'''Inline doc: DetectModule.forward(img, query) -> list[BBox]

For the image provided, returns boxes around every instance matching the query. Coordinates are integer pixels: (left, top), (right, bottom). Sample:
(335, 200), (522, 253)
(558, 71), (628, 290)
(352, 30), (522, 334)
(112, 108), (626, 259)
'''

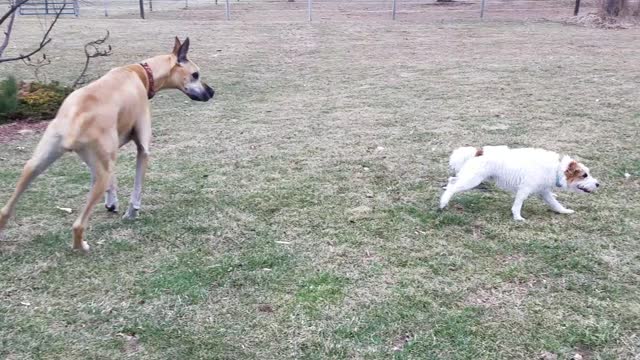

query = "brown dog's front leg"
(105, 173), (119, 213)
(123, 126), (151, 220)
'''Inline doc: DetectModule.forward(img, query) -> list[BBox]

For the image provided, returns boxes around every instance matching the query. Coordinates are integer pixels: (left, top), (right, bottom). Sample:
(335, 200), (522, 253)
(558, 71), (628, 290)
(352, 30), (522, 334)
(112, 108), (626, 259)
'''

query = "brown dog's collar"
(139, 62), (155, 99)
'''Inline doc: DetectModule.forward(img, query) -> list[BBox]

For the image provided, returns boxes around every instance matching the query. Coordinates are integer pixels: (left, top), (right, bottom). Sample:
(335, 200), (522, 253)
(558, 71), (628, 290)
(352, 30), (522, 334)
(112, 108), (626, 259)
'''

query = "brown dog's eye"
(582, 173), (588, 178)
(192, 72), (199, 80)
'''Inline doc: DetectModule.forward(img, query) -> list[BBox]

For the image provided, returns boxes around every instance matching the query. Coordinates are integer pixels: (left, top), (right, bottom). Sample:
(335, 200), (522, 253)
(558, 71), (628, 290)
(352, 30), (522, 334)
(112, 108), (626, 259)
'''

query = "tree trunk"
(602, 0), (626, 16)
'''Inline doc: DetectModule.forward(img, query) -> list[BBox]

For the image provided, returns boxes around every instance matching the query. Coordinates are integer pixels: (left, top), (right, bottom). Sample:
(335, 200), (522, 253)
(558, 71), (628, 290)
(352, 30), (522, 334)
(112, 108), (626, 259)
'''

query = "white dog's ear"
(564, 160), (581, 182)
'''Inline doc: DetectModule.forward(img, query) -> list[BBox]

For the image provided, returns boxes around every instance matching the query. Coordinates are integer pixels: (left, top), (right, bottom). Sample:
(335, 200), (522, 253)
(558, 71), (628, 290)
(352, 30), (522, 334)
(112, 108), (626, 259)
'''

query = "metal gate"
(18, 0), (79, 16)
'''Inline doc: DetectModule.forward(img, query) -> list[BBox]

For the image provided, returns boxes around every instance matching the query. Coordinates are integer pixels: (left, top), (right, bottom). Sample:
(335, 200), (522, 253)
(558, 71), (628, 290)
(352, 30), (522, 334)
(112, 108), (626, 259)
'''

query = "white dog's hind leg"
(439, 172), (485, 209)
(511, 189), (531, 221)
(541, 190), (574, 214)
(443, 176), (457, 190)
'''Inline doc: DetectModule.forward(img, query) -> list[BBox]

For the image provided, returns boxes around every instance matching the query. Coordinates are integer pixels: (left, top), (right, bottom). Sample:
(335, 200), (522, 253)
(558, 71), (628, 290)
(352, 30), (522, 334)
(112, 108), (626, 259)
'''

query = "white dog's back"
(456, 147), (561, 192)
(448, 145), (510, 175)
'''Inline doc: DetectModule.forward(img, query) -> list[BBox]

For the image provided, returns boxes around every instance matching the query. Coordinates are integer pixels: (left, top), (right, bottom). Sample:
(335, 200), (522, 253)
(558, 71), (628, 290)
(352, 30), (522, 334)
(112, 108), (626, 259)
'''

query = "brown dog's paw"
(72, 241), (91, 253)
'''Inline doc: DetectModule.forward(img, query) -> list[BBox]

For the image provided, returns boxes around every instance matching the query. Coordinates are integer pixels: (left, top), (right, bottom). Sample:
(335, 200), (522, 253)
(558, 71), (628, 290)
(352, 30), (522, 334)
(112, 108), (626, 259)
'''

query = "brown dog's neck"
(135, 55), (176, 94)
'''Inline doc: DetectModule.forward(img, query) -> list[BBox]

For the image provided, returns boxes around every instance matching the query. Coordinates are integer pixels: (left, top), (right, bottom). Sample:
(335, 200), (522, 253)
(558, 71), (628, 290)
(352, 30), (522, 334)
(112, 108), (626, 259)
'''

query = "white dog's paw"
(122, 206), (139, 220)
(558, 208), (575, 214)
(513, 215), (526, 221)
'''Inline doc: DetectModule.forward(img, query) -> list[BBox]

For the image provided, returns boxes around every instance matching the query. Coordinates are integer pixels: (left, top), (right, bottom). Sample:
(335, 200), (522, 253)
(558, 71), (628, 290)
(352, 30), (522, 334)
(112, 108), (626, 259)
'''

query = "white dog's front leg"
(541, 190), (574, 214)
(511, 190), (531, 221)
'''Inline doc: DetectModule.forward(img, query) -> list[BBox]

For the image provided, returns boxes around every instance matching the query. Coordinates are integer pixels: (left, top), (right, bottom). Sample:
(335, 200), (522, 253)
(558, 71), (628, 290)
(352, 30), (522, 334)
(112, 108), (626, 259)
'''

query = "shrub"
(0, 77), (19, 124)
(16, 81), (72, 120)
(0, 80), (72, 124)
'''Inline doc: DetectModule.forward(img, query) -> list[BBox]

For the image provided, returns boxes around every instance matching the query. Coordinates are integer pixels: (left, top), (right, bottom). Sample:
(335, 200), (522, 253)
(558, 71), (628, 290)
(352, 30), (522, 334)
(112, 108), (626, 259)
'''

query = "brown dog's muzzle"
(187, 84), (215, 102)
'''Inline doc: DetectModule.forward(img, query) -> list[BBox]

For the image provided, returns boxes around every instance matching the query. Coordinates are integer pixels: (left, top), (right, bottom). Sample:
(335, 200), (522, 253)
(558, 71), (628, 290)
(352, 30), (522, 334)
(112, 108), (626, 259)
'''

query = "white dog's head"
(561, 156), (600, 194)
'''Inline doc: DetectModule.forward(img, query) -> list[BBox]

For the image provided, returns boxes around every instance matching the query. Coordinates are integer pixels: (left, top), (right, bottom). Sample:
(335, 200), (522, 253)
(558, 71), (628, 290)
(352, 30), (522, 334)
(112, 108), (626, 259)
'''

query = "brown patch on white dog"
(564, 160), (584, 184)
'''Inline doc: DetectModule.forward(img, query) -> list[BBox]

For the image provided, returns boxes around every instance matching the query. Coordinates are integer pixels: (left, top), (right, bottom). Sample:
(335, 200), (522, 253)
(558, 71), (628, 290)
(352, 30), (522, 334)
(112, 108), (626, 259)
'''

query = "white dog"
(440, 147), (600, 221)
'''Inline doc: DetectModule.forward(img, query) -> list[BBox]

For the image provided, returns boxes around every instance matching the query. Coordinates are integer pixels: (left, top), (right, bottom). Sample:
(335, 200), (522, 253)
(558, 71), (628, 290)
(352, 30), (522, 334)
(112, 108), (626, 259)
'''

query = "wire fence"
(8, 0), (639, 22)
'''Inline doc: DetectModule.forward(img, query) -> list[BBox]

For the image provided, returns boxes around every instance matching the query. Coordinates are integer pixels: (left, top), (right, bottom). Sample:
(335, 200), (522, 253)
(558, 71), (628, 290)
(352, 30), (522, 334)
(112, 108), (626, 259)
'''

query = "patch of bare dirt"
(0, 120), (48, 144)
(118, 332), (143, 355)
(465, 280), (538, 308)
(391, 333), (413, 352)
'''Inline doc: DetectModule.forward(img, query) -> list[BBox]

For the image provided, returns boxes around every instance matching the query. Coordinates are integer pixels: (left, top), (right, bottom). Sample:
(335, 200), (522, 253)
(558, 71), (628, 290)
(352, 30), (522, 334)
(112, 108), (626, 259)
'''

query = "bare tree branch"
(0, 9), (16, 57)
(72, 30), (112, 88)
(0, 2), (65, 64)
(0, 0), (30, 26)
(22, 53), (51, 83)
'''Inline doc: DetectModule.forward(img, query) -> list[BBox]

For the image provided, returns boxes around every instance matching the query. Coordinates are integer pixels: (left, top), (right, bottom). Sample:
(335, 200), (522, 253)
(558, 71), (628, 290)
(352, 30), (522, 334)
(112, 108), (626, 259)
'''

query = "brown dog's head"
(168, 37), (214, 102)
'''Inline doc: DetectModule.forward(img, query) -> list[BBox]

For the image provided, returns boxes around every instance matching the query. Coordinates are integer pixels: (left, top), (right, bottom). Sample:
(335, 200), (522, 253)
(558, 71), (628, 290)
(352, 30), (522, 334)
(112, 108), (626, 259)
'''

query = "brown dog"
(0, 37), (214, 252)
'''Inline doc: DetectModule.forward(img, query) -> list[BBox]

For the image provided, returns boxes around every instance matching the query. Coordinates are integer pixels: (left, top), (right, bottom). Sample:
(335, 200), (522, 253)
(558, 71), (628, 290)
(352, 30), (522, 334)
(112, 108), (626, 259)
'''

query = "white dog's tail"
(448, 146), (480, 175)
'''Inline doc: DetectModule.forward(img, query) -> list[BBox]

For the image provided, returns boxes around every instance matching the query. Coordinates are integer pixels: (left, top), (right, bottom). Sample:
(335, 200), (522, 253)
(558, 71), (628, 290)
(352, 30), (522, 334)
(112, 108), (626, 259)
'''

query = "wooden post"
(139, 0), (145, 18)
(103, 0), (109, 16)
(149, 0), (153, 12)
(307, 0), (312, 21)
(225, 0), (230, 19)
(573, 0), (581, 15)
(480, 0), (486, 18)
(392, 0), (396, 19)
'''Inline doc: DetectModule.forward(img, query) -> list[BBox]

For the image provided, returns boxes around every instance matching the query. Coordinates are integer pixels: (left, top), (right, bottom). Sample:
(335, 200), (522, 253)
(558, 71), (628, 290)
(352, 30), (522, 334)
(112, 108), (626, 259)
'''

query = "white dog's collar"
(555, 174), (563, 188)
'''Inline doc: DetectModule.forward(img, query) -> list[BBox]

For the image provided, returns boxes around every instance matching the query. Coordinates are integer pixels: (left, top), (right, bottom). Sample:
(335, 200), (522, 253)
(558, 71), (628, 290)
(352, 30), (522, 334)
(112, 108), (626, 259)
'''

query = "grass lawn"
(1, 11), (639, 359)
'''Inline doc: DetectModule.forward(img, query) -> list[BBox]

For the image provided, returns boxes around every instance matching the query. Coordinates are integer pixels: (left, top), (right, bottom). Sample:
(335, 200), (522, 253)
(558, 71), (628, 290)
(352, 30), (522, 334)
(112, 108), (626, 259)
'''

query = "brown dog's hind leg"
(73, 148), (115, 252)
(0, 133), (65, 231)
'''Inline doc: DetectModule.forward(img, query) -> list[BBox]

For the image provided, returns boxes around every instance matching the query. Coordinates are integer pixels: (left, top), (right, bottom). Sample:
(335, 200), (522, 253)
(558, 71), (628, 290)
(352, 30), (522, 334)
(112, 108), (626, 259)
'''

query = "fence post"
(392, 0), (396, 19)
(573, 0), (581, 15)
(480, 0), (486, 18)
(308, 0), (312, 21)
(149, 0), (152, 11)
(139, 0), (145, 18)
(103, 0), (109, 16)
(225, 0), (230, 19)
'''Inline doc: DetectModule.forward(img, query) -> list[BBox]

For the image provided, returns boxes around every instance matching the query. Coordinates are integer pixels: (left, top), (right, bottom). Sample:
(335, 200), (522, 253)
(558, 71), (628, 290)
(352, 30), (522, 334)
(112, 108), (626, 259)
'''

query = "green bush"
(0, 77), (19, 124)
(16, 81), (72, 120)
(0, 80), (71, 124)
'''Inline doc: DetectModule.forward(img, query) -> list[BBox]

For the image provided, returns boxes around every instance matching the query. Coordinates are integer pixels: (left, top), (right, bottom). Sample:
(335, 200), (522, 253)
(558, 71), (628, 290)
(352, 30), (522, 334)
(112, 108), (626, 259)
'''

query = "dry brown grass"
(1, 7), (639, 359)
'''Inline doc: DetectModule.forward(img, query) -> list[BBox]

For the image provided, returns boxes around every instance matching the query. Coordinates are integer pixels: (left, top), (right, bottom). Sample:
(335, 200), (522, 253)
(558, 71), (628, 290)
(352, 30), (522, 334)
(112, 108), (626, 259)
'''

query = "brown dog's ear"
(567, 161), (578, 172)
(172, 37), (182, 56)
(176, 37), (190, 63)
